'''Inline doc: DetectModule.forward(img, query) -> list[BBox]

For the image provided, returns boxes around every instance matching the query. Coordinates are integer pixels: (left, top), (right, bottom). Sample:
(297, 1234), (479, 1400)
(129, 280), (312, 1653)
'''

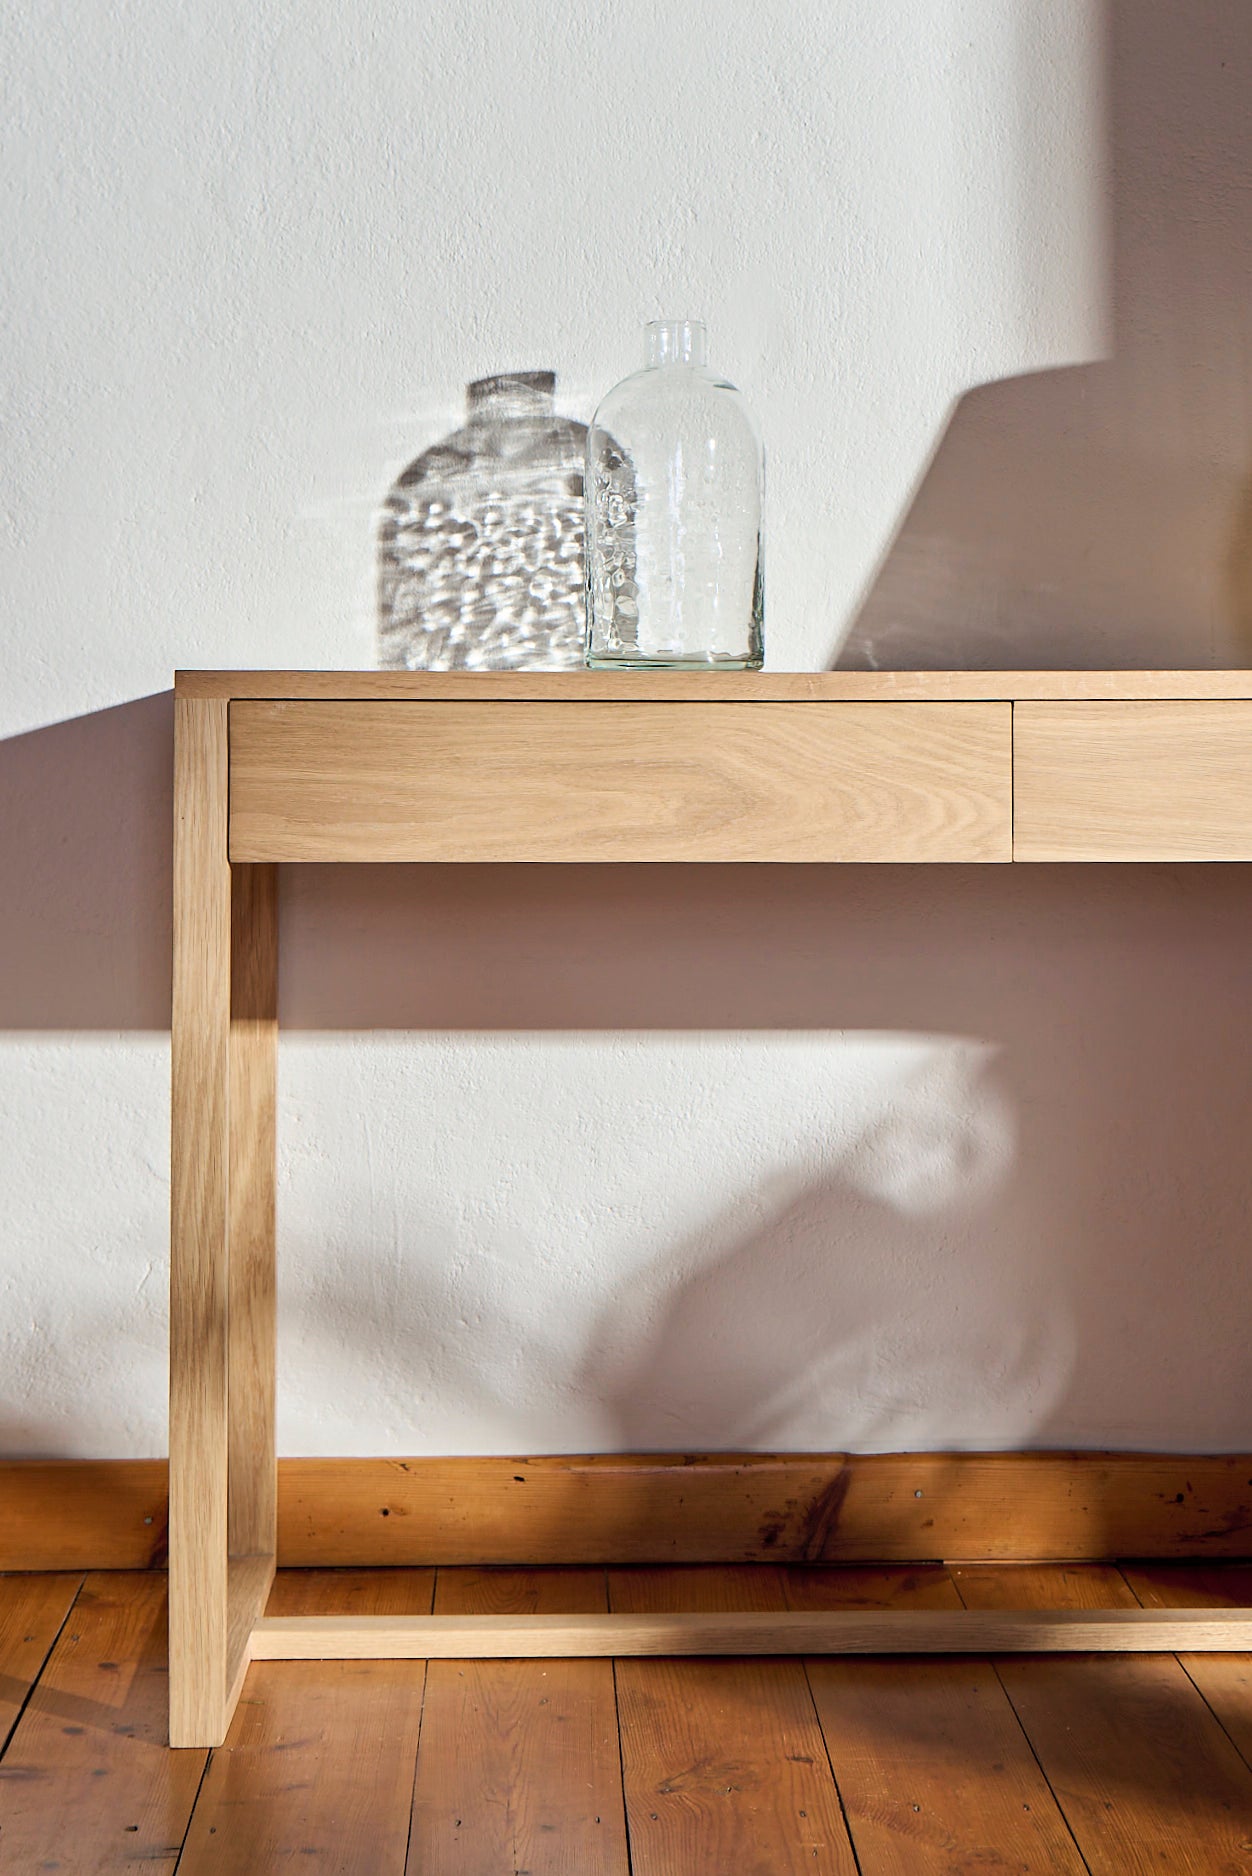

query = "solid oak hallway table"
(170, 668), (1252, 1745)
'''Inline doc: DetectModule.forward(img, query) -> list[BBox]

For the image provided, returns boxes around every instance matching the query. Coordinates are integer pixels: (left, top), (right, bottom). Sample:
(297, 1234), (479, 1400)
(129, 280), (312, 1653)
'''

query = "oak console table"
(171, 669), (1252, 1746)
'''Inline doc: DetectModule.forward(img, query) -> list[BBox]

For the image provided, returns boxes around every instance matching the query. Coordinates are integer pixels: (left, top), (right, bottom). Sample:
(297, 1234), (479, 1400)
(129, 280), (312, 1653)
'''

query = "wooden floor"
(2, 1564), (1251, 1873)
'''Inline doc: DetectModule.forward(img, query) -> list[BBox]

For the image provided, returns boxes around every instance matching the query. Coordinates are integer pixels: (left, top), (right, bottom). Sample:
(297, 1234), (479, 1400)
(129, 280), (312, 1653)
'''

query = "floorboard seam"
(984, 1655), (1096, 1876)
(778, 1566), (865, 1876)
(606, 1566), (635, 1876)
(1168, 1651), (1252, 1775)
(797, 1656), (865, 1876)
(400, 1567), (438, 1875)
(1118, 1562), (1252, 1779)
(948, 1569), (1095, 1876)
(171, 1735), (215, 1874)
(0, 1573), (86, 1762)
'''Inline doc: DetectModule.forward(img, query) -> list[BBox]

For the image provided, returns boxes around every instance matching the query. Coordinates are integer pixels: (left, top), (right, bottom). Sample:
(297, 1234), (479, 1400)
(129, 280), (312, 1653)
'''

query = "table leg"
(170, 703), (278, 1746)
(223, 860), (279, 1728)
(170, 696), (232, 1746)
(228, 862), (278, 1564)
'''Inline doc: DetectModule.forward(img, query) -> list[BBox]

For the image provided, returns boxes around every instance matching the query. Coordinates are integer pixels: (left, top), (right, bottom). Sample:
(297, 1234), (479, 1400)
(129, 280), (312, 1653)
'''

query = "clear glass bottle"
(378, 371), (587, 670)
(585, 320), (763, 669)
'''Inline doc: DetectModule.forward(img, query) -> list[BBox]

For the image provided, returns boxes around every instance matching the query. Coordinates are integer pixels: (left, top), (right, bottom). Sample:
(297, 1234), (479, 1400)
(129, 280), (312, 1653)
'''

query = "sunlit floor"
(2, 1561), (1250, 1872)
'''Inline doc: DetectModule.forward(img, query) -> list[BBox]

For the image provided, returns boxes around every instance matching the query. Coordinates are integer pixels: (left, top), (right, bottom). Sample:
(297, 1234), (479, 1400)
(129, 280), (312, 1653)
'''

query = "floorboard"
(785, 1565), (1088, 1874)
(953, 1563), (1252, 1874)
(175, 1568), (433, 1876)
(7, 1562), (1252, 1872)
(0, 1571), (206, 1874)
(407, 1566), (629, 1876)
(610, 1564), (860, 1876)
(1122, 1561), (1252, 1773)
(0, 1571), (81, 1752)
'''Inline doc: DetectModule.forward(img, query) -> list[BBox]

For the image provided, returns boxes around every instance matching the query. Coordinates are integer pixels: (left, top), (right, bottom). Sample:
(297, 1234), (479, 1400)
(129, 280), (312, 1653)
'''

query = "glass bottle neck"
(646, 320), (708, 368)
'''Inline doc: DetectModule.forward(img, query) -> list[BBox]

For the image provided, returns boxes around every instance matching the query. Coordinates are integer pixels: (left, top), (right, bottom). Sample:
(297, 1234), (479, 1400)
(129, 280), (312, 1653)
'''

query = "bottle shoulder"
(590, 366), (761, 449)
(391, 414), (587, 494)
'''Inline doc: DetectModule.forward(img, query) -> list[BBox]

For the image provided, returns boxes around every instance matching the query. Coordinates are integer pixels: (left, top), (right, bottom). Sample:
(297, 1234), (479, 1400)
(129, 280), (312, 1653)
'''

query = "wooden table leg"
(170, 700), (277, 1747)
(228, 863), (278, 1559)
(170, 696), (232, 1746)
(225, 860), (278, 1724)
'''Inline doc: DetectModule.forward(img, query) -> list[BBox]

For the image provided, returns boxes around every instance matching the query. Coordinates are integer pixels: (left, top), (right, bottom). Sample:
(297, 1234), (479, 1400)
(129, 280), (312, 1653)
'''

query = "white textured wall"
(4, 0), (1251, 1458)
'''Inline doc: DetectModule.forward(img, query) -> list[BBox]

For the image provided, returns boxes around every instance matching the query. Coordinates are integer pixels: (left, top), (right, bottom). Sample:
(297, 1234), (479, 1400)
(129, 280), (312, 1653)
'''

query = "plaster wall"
(3, 0), (1250, 1457)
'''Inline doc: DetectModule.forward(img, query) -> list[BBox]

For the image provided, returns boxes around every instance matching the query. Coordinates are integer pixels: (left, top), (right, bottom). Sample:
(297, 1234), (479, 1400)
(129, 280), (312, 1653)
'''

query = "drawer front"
(1014, 702), (1252, 861)
(229, 700), (1012, 864)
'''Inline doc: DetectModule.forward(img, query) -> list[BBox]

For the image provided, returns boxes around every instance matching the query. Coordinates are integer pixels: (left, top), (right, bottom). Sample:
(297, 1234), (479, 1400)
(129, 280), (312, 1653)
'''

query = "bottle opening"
(645, 319), (708, 369)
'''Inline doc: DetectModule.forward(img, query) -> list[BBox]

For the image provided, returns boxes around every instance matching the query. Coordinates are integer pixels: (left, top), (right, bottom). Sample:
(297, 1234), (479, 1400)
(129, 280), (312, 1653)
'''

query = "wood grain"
(407, 1568), (629, 1876)
(227, 861), (278, 1563)
(170, 695), (232, 1747)
(11, 1566), (1252, 1872)
(175, 1569), (434, 1875)
(954, 1564), (1252, 1873)
(1123, 1561), (1252, 1771)
(611, 1564), (860, 1876)
(228, 700), (1012, 863)
(7, 1451), (1252, 1570)
(248, 1604), (1252, 1659)
(273, 1450), (1252, 1567)
(224, 1552), (276, 1728)
(0, 1573), (206, 1871)
(177, 668), (1252, 701)
(1015, 700), (1252, 859)
(0, 1572), (80, 1753)
(0, 1459), (169, 1570)
(785, 1566), (1087, 1874)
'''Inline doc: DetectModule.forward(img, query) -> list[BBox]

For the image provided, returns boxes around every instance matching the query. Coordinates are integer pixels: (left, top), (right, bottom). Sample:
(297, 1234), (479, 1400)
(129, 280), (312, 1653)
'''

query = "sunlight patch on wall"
(276, 1031), (1071, 1456)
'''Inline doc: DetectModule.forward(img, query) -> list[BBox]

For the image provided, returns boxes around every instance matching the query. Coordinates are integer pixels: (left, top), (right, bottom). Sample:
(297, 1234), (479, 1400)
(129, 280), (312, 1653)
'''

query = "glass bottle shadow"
(378, 370), (587, 672)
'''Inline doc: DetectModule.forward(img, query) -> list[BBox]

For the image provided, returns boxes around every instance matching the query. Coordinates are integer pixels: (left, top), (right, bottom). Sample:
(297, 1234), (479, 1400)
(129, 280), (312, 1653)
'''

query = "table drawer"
(228, 700), (1012, 863)
(1014, 702), (1252, 861)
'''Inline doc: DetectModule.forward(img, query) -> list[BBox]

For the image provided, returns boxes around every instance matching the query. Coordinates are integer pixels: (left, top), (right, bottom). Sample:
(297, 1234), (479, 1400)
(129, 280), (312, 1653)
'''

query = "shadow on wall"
(6, 0), (1252, 1470)
(0, 693), (172, 1031)
(839, 0), (1252, 671)
(276, 861), (1252, 1465)
(377, 371), (587, 674)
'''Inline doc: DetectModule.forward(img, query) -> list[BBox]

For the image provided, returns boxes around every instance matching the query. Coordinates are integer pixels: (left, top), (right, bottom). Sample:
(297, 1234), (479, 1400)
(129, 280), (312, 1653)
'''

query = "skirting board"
(3, 1452), (1251, 1573)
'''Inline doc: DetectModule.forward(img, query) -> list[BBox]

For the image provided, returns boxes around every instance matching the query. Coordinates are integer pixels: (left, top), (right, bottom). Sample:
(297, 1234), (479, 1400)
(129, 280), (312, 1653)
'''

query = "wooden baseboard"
(3, 1452), (1250, 1572)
